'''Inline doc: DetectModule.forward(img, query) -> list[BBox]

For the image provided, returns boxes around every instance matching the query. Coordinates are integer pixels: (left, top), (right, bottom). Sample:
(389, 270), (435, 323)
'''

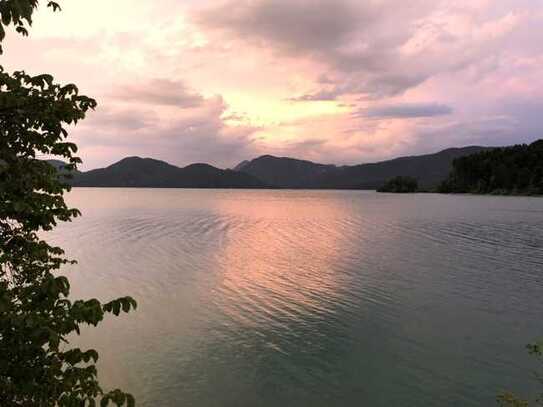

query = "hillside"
(308, 146), (490, 189)
(439, 140), (543, 194)
(71, 157), (266, 188)
(48, 145), (500, 190)
(236, 146), (490, 189)
(233, 155), (337, 188)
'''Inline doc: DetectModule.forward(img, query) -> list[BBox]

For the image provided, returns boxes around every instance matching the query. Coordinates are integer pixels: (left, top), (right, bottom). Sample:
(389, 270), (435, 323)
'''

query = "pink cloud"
(3, 0), (543, 169)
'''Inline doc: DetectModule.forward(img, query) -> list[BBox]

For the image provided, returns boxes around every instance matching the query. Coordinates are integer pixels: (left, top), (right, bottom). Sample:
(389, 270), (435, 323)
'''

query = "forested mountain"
(310, 146), (489, 189)
(233, 155), (337, 188)
(236, 146), (489, 189)
(67, 157), (267, 188)
(48, 145), (497, 189)
(439, 140), (543, 195)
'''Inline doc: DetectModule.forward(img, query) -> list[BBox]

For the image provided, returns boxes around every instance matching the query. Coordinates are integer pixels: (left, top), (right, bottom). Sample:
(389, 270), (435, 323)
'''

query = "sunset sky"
(3, 0), (543, 169)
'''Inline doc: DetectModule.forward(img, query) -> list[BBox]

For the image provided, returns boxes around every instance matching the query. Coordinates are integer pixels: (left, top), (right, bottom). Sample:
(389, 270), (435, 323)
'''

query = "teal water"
(51, 189), (543, 406)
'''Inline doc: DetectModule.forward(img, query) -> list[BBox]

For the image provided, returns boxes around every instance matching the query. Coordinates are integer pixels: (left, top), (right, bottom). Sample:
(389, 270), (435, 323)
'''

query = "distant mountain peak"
(70, 156), (266, 188)
(234, 154), (337, 188)
(233, 160), (250, 171)
(254, 154), (279, 160)
(251, 154), (329, 165)
(183, 163), (216, 170)
(117, 156), (144, 162)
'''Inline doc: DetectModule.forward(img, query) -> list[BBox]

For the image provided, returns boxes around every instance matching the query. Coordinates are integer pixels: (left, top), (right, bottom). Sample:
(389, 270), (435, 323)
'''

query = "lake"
(50, 188), (543, 406)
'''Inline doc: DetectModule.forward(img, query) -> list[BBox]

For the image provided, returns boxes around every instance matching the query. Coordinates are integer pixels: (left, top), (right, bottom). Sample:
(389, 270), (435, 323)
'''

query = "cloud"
(194, 0), (532, 100)
(287, 89), (342, 102)
(74, 92), (261, 169)
(290, 73), (429, 101)
(355, 103), (453, 119)
(194, 0), (363, 55)
(7, 0), (543, 169)
(111, 79), (205, 108)
(82, 107), (157, 131)
(194, 0), (431, 99)
(403, 116), (525, 157)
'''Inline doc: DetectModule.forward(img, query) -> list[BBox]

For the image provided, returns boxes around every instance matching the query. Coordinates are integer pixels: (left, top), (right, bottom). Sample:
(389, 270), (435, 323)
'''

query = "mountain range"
(235, 146), (489, 189)
(68, 157), (266, 188)
(52, 145), (491, 189)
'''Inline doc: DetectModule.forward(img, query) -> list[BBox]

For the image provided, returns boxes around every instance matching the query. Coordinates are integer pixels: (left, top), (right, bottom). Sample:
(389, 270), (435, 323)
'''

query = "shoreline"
(67, 186), (542, 196)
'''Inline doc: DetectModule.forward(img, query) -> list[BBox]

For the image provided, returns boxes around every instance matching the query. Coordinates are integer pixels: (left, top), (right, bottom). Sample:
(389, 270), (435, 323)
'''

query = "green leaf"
(0, 2), (136, 404)
(112, 300), (121, 316)
(48, 2), (62, 12)
(15, 26), (28, 36)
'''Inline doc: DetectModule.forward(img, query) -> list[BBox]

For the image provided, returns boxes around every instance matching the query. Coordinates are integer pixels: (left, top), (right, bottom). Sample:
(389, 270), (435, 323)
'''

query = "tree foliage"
(439, 140), (543, 195)
(0, 0), (60, 53)
(377, 176), (418, 193)
(0, 1), (137, 405)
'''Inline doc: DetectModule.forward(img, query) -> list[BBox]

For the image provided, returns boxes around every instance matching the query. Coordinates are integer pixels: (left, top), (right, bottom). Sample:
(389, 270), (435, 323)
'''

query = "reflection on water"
(214, 198), (352, 331)
(49, 189), (543, 406)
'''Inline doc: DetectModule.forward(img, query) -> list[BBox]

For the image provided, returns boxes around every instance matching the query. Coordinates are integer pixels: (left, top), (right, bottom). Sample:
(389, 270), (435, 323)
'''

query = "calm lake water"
(50, 189), (543, 406)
